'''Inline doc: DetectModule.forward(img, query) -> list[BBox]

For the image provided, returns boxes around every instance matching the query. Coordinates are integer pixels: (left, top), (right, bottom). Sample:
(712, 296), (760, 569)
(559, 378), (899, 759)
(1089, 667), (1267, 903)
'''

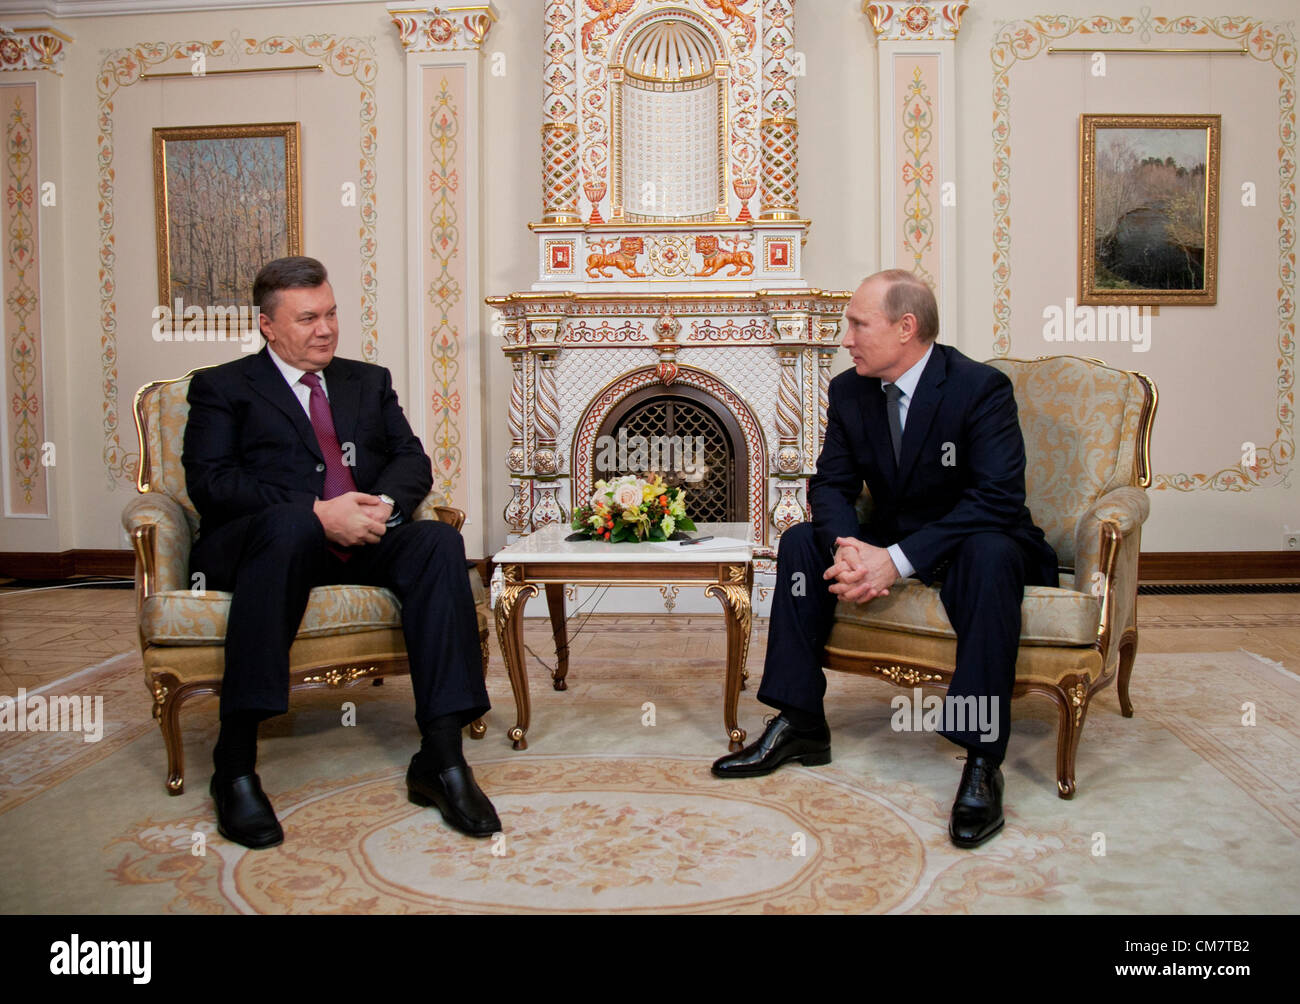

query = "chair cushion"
(833, 578), (1100, 647)
(825, 623), (1106, 685)
(142, 583), (488, 647)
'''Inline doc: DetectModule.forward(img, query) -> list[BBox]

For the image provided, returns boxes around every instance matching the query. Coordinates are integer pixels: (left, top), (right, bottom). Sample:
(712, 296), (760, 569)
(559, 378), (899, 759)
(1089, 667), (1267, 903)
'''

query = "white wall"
(0, 0), (1294, 558)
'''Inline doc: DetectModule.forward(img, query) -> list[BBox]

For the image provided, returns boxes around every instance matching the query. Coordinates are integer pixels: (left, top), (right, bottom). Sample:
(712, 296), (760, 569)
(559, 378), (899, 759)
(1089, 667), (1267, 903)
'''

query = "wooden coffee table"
(492, 523), (754, 752)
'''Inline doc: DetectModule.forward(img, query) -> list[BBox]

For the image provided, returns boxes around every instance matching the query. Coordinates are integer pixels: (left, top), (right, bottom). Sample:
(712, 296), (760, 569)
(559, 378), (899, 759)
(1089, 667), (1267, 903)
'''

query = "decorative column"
(389, 4), (498, 558)
(503, 352), (530, 534)
(522, 312), (568, 532)
(770, 309), (812, 534)
(542, 0), (581, 223)
(771, 345), (805, 532)
(865, 1), (967, 339)
(760, 0), (799, 220)
(0, 26), (69, 519)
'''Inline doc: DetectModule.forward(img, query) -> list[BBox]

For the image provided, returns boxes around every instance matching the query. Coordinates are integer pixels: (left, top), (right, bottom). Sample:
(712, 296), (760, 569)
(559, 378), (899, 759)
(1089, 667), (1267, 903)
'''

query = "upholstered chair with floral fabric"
(822, 356), (1157, 797)
(123, 369), (491, 794)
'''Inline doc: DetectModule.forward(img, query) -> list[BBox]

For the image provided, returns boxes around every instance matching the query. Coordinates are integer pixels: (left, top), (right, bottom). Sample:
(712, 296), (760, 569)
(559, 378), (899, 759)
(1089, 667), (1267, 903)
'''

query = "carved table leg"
(494, 566), (538, 751)
(545, 583), (570, 691)
(707, 572), (752, 753)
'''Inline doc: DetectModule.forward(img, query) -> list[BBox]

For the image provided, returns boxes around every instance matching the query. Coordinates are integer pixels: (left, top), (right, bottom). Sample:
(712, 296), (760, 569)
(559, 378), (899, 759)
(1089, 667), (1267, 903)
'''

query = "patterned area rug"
(2, 633), (1299, 913)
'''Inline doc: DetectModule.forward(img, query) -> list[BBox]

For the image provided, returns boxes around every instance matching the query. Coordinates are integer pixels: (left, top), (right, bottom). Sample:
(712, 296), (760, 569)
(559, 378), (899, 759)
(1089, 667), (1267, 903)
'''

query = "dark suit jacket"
(182, 348), (433, 538)
(810, 343), (1056, 586)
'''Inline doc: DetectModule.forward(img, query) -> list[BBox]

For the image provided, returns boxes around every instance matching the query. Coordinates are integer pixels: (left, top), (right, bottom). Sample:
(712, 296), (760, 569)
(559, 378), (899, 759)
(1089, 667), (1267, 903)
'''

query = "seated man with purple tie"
(183, 256), (498, 849)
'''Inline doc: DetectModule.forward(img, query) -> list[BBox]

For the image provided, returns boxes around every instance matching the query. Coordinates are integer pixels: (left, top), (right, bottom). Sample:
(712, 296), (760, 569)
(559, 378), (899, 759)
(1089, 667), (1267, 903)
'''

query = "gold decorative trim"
(865, 2), (968, 42)
(875, 664), (944, 686)
(0, 25), (72, 74)
(1048, 45), (1246, 55)
(1068, 680), (1088, 726)
(303, 666), (379, 687)
(388, 4), (499, 53)
(141, 64), (322, 79)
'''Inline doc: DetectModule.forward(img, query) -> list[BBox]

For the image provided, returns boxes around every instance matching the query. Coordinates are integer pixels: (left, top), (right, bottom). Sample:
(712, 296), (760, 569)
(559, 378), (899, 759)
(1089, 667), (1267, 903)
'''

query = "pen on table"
(680, 536), (714, 546)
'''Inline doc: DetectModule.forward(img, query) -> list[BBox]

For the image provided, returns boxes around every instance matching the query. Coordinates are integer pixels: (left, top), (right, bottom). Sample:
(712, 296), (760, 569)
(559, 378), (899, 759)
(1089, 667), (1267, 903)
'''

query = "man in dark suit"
(712, 270), (1057, 847)
(183, 256), (498, 849)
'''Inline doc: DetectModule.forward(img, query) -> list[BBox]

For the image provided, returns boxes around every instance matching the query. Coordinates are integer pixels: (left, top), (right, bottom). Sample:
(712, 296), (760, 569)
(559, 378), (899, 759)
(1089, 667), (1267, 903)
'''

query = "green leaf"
(678, 517), (697, 532)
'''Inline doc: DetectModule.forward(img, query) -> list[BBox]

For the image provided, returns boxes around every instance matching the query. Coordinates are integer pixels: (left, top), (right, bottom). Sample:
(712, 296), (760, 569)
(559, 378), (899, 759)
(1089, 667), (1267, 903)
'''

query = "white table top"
(493, 522), (754, 564)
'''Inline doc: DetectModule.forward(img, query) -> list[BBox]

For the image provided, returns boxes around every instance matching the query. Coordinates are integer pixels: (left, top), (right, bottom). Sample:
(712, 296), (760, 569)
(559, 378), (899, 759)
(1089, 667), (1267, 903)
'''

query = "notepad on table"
(650, 536), (752, 552)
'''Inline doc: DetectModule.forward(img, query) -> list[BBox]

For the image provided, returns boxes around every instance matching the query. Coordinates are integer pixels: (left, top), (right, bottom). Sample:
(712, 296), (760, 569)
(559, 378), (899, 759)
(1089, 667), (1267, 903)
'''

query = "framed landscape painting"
(1079, 114), (1220, 306)
(152, 122), (302, 310)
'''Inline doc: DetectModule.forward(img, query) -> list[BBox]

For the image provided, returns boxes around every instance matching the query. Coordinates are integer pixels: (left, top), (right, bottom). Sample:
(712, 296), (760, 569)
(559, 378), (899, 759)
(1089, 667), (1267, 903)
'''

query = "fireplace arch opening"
(592, 385), (748, 525)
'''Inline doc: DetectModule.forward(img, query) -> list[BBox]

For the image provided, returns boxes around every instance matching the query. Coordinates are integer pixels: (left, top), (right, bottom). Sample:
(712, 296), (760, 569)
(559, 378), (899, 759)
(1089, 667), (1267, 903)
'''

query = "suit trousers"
(190, 504), (490, 730)
(757, 521), (1053, 762)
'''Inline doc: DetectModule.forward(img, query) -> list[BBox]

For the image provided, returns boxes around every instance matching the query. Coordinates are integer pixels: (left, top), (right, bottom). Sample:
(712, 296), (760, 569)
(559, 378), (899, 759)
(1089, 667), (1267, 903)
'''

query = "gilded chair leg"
(158, 693), (186, 796)
(1117, 629), (1137, 718)
(1053, 678), (1090, 799)
(469, 629), (489, 740)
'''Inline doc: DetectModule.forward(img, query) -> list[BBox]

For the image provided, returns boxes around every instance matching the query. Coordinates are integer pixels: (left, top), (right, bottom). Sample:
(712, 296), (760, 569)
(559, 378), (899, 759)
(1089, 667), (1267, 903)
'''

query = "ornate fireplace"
(489, 0), (848, 610)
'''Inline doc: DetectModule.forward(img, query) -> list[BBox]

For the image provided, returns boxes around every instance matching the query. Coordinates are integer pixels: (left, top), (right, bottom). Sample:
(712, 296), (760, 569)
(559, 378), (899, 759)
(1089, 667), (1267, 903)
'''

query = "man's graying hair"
(873, 269), (939, 343)
(253, 256), (329, 319)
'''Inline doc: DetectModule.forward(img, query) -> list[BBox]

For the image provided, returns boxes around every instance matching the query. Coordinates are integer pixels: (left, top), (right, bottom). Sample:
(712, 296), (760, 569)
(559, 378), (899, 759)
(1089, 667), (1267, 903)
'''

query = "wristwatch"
(377, 493), (403, 527)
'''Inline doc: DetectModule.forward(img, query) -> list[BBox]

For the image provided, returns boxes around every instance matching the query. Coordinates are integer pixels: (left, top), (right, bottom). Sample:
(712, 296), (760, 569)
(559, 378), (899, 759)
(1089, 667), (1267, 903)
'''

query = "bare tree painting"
(153, 123), (302, 307)
(1080, 115), (1219, 306)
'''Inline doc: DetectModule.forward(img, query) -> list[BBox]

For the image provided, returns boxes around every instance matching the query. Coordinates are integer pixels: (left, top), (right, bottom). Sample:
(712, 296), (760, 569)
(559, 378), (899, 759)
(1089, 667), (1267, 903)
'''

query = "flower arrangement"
(571, 475), (696, 543)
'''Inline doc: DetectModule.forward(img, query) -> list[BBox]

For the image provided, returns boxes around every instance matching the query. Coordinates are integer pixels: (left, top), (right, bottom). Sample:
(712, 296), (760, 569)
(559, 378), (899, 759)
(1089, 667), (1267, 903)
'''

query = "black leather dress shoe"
(407, 757), (501, 837)
(711, 714), (831, 778)
(949, 755), (1005, 848)
(210, 773), (284, 850)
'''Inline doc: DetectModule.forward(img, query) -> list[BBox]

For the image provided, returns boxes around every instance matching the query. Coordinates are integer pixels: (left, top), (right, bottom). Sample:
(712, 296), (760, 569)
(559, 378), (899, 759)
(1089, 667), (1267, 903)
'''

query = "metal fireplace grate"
(611, 396), (737, 524)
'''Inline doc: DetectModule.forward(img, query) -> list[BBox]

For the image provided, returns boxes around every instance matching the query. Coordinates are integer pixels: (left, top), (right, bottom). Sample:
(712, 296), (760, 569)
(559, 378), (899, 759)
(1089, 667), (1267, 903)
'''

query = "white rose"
(613, 482), (642, 510)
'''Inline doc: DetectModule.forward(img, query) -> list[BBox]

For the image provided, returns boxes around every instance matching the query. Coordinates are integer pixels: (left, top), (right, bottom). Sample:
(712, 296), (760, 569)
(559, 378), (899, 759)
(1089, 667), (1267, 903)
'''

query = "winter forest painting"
(153, 123), (301, 308)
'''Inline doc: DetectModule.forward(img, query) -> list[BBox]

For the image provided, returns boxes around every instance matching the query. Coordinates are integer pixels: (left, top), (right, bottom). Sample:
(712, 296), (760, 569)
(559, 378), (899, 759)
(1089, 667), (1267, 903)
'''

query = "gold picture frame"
(153, 122), (302, 310)
(1079, 114), (1220, 306)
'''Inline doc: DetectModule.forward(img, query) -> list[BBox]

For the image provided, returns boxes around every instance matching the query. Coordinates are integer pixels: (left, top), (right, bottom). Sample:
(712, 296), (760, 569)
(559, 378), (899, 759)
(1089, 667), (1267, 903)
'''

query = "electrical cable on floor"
(0, 577), (134, 598)
(523, 583), (612, 676)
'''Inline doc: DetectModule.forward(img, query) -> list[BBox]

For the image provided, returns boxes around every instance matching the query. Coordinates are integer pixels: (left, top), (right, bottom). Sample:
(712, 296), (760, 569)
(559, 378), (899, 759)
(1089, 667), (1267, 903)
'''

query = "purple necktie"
(300, 372), (358, 560)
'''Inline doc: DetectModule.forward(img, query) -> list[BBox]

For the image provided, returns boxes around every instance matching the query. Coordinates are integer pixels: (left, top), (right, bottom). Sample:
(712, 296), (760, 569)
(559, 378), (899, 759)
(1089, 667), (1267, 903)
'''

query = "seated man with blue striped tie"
(182, 256), (498, 849)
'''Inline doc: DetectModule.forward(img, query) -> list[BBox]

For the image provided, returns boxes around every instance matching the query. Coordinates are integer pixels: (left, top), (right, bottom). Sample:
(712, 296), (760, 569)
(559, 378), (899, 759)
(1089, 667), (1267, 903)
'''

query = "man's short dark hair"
(253, 256), (329, 319)
(874, 268), (940, 343)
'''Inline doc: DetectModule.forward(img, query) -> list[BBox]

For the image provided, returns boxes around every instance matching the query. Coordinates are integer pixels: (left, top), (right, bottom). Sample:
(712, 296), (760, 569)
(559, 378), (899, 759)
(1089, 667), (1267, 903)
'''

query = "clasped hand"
(313, 492), (393, 548)
(824, 536), (899, 605)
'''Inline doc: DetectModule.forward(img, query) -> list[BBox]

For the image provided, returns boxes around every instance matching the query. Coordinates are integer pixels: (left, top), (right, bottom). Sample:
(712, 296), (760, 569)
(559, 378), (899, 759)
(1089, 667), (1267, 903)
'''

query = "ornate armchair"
(821, 356), (1157, 797)
(123, 369), (491, 795)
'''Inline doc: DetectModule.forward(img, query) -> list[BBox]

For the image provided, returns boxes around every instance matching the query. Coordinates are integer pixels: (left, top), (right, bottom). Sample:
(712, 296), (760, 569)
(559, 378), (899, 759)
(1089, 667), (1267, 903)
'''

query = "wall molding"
(990, 14), (1296, 493)
(95, 33), (381, 488)
(0, 1), (364, 16)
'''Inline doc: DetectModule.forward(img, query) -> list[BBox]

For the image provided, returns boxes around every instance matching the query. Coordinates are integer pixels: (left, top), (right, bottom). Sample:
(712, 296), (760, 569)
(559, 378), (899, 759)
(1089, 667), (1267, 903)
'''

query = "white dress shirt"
(266, 348), (327, 416)
(883, 344), (934, 580)
(266, 348), (402, 525)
